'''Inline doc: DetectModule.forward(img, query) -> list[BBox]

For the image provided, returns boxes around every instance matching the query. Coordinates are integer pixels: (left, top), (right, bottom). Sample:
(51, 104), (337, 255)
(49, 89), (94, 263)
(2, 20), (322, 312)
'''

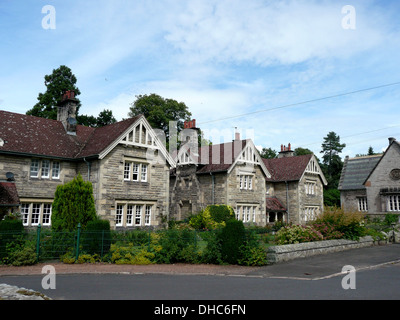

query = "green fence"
(0, 224), (213, 263)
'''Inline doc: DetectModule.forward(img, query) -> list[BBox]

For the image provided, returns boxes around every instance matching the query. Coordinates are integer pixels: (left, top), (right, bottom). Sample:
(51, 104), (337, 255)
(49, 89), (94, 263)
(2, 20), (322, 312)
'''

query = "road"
(1, 244), (400, 304)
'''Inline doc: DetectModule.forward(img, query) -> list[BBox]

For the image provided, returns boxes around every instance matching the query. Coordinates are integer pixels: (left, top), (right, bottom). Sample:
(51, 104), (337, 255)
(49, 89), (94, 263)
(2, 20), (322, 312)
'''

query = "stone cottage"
(262, 145), (327, 225)
(170, 120), (327, 226)
(339, 137), (400, 219)
(0, 91), (175, 229)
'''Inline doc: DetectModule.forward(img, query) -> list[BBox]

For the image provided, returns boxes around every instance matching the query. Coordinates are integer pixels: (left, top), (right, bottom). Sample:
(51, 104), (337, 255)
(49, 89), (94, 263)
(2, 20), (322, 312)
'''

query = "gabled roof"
(182, 139), (271, 178)
(266, 196), (286, 212)
(0, 182), (20, 206)
(0, 110), (171, 163)
(361, 138), (400, 186)
(263, 154), (309, 182)
(338, 154), (382, 191)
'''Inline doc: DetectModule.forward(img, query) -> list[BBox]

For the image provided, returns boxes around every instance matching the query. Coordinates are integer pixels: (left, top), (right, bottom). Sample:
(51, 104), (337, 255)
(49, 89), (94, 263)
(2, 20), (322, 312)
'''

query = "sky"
(1, 0), (400, 158)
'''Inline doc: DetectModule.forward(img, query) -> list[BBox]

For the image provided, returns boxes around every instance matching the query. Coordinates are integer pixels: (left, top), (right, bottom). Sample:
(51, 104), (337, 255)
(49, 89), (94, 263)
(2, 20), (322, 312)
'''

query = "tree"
(294, 147), (313, 156)
(128, 93), (192, 140)
(27, 65), (81, 120)
(260, 147), (277, 159)
(51, 174), (97, 231)
(77, 109), (117, 128)
(320, 131), (346, 188)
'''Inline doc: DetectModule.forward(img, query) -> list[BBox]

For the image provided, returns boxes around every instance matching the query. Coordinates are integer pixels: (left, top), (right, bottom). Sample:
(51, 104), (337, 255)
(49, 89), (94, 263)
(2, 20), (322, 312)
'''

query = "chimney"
(58, 90), (78, 135)
(278, 143), (294, 158)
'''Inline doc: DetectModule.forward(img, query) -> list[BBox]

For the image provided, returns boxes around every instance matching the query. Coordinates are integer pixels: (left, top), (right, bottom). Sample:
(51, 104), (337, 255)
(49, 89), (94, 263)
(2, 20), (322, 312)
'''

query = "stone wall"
(98, 145), (170, 228)
(266, 236), (375, 264)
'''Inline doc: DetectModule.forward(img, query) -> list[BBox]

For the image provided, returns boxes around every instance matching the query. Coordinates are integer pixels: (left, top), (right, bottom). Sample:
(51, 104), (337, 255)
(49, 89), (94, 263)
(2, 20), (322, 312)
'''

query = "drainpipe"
(210, 172), (215, 205)
(285, 181), (289, 223)
(83, 158), (91, 181)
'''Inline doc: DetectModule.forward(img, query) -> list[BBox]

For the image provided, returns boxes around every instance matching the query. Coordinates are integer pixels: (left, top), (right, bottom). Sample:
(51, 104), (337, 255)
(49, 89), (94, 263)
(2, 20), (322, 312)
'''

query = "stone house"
(170, 120), (327, 226)
(170, 124), (271, 226)
(0, 91), (175, 229)
(262, 145), (327, 225)
(339, 137), (400, 219)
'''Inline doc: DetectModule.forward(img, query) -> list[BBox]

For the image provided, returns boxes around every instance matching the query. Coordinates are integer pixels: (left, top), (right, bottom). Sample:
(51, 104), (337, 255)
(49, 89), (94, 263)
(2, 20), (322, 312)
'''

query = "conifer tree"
(51, 174), (97, 231)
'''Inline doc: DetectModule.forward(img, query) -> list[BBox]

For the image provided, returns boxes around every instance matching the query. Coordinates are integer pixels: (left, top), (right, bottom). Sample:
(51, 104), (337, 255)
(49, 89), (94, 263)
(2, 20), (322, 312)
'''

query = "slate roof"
(0, 110), (141, 159)
(0, 182), (20, 206)
(338, 155), (382, 191)
(262, 154), (313, 182)
(265, 196), (286, 212)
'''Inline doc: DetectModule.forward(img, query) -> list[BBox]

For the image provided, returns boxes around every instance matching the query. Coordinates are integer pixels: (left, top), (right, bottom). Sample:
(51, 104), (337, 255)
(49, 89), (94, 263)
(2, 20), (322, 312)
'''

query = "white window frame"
(239, 175), (253, 190)
(30, 159), (40, 178)
(124, 161), (148, 182)
(124, 162), (131, 181)
(52, 162), (60, 179)
(145, 205), (151, 226)
(388, 195), (400, 212)
(42, 204), (52, 225)
(141, 164), (148, 182)
(21, 203), (30, 226)
(358, 197), (368, 212)
(31, 203), (41, 226)
(126, 205), (134, 226)
(116, 205), (124, 226)
(135, 205), (142, 226)
(41, 160), (50, 178)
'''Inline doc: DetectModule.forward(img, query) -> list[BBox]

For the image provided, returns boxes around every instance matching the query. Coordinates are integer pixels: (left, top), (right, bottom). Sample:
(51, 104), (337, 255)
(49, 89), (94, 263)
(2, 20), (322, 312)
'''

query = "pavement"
(1, 243), (400, 299)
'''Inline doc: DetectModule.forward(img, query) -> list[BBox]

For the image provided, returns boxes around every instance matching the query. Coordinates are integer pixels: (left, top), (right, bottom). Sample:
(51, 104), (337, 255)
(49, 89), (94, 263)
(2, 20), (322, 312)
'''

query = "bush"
(189, 205), (234, 230)
(218, 219), (246, 264)
(4, 240), (37, 266)
(314, 207), (367, 241)
(384, 214), (400, 225)
(81, 219), (111, 255)
(275, 225), (323, 245)
(0, 219), (25, 262)
(311, 222), (344, 240)
(238, 231), (267, 266)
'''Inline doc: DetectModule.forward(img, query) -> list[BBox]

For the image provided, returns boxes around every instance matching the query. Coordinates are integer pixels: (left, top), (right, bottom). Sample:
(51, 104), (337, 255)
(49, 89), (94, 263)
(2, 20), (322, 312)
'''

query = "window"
(239, 175), (253, 190)
(42, 160), (50, 178)
(52, 162), (60, 179)
(305, 181), (316, 195)
(236, 205), (258, 223)
(124, 161), (148, 182)
(116, 205), (124, 226)
(141, 165), (148, 182)
(21, 202), (53, 226)
(30, 160), (40, 177)
(127, 205), (133, 226)
(135, 205), (142, 226)
(115, 203), (154, 227)
(31, 204), (41, 225)
(42, 204), (52, 225)
(388, 195), (400, 212)
(358, 197), (368, 212)
(303, 206), (319, 222)
(21, 203), (29, 226)
(124, 162), (131, 181)
(30, 159), (61, 179)
(145, 205), (151, 225)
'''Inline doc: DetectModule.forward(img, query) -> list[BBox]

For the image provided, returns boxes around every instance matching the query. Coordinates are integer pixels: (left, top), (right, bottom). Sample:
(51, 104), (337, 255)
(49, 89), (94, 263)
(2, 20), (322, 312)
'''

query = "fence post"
(36, 224), (41, 262)
(75, 223), (81, 261)
(101, 229), (104, 259)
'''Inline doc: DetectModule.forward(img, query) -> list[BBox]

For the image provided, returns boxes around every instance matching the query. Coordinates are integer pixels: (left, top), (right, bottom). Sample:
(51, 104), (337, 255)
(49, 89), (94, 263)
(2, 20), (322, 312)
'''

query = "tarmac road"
(1, 244), (400, 301)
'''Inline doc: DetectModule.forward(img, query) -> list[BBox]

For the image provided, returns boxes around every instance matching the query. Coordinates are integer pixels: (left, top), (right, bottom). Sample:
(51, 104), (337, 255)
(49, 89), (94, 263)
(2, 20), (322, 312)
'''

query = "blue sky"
(1, 0), (400, 158)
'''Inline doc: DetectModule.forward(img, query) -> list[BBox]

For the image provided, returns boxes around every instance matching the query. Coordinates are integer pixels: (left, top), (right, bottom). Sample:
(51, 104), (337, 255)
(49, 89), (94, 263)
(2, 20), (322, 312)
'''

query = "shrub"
(4, 240), (37, 266)
(314, 207), (366, 241)
(81, 219), (111, 255)
(311, 222), (344, 240)
(218, 219), (246, 264)
(275, 225), (323, 245)
(238, 231), (267, 266)
(384, 214), (400, 225)
(51, 174), (97, 232)
(189, 205), (234, 230)
(0, 219), (25, 262)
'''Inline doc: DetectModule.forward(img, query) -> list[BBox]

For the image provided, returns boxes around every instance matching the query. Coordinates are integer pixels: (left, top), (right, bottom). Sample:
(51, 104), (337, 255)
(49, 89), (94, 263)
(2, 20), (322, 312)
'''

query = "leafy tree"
(27, 65), (81, 120)
(77, 109), (117, 128)
(320, 131), (346, 188)
(128, 93), (192, 140)
(294, 147), (313, 156)
(51, 174), (97, 231)
(260, 147), (277, 159)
